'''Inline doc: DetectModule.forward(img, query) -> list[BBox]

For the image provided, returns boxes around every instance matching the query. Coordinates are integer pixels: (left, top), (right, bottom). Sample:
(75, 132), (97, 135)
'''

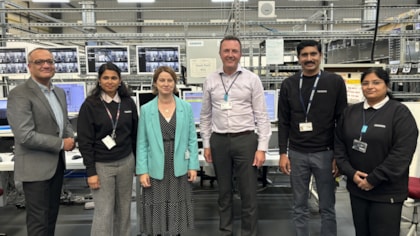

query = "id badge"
(185, 150), (190, 160)
(102, 135), (116, 150)
(221, 101), (232, 110)
(352, 139), (368, 153)
(299, 122), (313, 132)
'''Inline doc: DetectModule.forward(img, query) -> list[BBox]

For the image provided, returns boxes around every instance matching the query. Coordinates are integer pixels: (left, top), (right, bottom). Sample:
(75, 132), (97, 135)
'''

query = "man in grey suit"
(7, 48), (75, 236)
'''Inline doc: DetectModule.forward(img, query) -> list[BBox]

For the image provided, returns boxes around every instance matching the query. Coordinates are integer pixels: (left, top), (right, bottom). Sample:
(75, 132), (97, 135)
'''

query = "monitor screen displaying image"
(264, 90), (278, 122)
(182, 91), (203, 124)
(0, 47), (28, 75)
(47, 47), (80, 74)
(53, 82), (87, 116)
(136, 45), (180, 75)
(86, 46), (130, 75)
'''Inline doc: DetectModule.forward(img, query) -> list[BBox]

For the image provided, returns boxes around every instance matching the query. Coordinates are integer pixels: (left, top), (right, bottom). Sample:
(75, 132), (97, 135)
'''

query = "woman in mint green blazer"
(136, 66), (199, 236)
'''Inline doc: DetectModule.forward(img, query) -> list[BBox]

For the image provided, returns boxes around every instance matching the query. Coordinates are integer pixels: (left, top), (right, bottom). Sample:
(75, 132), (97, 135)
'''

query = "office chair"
(404, 177), (420, 236)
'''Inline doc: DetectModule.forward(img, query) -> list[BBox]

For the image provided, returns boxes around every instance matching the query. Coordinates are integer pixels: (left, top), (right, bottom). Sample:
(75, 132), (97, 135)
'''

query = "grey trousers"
(289, 149), (337, 236)
(90, 153), (135, 236)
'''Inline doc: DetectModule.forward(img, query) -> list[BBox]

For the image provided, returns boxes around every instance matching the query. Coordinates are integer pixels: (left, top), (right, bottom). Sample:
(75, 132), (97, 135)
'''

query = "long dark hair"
(360, 67), (394, 99)
(89, 62), (131, 98)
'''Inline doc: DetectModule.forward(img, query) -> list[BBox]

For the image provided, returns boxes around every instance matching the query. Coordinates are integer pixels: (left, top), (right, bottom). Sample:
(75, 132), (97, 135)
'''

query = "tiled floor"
(0, 169), (418, 236)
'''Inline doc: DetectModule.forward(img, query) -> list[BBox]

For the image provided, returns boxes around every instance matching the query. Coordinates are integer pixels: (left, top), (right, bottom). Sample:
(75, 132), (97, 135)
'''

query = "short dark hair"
(296, 40), (322, 56)
(219, 35), (242, 53)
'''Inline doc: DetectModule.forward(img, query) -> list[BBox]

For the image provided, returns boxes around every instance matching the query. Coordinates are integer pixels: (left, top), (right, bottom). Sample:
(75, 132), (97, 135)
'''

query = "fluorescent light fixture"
(211, 0), (248, 2)
(32, 0), (70, 2)
(117, 0), (155, 2)
(342, 18), (362, 21)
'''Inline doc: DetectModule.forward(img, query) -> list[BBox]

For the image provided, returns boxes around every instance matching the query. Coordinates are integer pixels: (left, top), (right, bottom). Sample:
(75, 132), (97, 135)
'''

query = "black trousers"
(210, 132), (258, 236)
(350, 193), (403, 236)
(22, 154), (65, 236)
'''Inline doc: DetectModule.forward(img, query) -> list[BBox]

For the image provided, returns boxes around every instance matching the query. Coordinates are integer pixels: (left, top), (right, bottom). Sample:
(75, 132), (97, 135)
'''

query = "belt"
(214, 130), (254, 137)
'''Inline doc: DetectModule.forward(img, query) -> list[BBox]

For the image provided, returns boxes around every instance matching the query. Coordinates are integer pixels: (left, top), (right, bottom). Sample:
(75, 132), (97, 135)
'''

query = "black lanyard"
(299, 71), (321, 122)
(359, 108), (377, 141)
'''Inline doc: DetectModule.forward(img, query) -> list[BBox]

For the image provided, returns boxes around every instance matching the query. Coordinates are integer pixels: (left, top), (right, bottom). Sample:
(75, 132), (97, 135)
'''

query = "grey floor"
(0, 168), (418, 236)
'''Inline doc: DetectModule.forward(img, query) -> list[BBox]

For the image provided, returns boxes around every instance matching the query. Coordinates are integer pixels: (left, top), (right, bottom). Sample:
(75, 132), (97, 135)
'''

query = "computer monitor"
(0, 47), (28, 76)
(182, 91), (203, 124)
(178, 87), (192, 99)
(140, 84), (152, 91)
(264, 90), (278, 122)
(136, 90), (156, 110)
(136, 45), (180, 75)
(85, 46), (130, 75)
(46, 47), (80, 74)
(53, 82), (87, 116)
(0, 98), (8, 126)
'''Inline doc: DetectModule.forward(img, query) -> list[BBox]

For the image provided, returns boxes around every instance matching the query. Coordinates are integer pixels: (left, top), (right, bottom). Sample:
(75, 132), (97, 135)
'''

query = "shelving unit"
(0, 0), (418, 100)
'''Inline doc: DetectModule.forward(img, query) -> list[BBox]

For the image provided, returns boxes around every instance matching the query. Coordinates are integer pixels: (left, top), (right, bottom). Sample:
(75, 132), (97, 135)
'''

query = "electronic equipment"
(53, 82), (87, 117)
(182, 91), (203, 124)
(85, 46), (130, 75)
(135, 90), (156, 109)
(136, 45), (180, 75)
(46, 47), (80, 74)
(0, 47), (28, 75)
(264, 90), (278, 122)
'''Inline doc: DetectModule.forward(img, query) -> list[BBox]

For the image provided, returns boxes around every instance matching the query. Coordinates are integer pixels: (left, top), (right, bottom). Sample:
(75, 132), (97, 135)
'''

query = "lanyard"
(101, 98), (121, 139)
(299, 71), (321, 122)
(359, 108), (377, 141)
(220, 71), (241, 101)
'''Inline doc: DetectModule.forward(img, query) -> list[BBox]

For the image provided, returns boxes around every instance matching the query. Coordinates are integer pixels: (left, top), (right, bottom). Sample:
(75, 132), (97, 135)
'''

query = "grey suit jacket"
(7, 78), (74, 182)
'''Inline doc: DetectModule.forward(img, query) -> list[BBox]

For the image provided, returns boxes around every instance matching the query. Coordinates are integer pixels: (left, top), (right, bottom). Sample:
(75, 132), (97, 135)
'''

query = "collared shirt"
(34, 79), (64, 138)
(101, 91), (121, 104)
(363, 96), (389, 110)
(200, 65), (271, 151)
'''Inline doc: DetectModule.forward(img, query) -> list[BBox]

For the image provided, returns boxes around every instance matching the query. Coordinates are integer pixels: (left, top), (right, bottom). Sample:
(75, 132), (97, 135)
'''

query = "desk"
(0, 150), (281, 207)
(0, 153), (14, 206)
(0, 151), (88, 206)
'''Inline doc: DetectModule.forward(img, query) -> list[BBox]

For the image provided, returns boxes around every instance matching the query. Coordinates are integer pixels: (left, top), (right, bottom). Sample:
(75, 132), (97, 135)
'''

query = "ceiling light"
(211, 0), (248, 2)
(32, 0), (70, 2)
(117, 0), (155, 3)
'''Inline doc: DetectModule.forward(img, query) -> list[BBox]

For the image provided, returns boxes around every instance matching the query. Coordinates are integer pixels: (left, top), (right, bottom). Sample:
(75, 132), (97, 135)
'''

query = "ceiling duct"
(80, 1), (96, 32)
(363, 0), (377, 28)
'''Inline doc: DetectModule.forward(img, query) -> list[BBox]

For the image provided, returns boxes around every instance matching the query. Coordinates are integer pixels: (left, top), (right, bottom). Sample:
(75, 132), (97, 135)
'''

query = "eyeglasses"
(361, 80), (384, 86)
(29, 59), (55, 65)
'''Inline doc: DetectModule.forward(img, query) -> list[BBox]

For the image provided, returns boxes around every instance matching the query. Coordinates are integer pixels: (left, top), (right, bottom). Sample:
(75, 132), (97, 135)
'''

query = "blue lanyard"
(220, 71), (241, 101)
(359, 108), (377, 140)
(299, 71), (321, 122)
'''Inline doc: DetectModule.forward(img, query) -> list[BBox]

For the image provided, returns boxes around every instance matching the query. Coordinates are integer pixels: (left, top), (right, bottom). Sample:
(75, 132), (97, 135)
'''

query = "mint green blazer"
(136, 95), (199, 179)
